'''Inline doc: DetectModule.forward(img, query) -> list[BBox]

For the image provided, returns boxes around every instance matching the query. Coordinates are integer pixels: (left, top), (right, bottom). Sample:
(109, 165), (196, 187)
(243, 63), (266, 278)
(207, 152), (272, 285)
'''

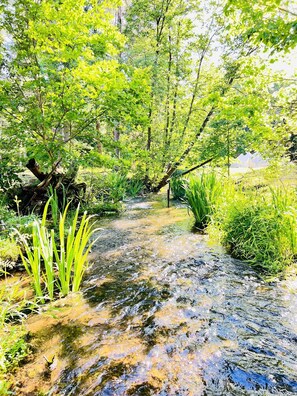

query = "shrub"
(220, 188), (297, 273)
(185, 172), (222, 229)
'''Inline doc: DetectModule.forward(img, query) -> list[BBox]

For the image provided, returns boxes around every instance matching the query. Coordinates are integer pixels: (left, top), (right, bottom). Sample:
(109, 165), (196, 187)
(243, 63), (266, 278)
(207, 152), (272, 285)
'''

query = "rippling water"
(16, 195), (297, 395)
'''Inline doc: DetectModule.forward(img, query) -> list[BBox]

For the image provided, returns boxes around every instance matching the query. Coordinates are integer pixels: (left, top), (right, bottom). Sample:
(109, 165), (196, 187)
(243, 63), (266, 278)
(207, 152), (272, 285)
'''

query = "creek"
(14, 195), (297, 395)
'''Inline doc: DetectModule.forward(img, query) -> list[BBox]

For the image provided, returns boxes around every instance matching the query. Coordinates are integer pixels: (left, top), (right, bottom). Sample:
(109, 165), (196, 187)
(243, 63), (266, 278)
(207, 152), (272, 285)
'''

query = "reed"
(185, 173), (222, 229)
(19, 198), (97, 300)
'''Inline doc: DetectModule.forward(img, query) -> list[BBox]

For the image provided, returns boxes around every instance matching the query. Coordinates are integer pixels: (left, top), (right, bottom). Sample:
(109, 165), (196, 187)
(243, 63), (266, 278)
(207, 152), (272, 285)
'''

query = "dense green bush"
(214, 188), (297, 273)
(185, 173), (222, 230)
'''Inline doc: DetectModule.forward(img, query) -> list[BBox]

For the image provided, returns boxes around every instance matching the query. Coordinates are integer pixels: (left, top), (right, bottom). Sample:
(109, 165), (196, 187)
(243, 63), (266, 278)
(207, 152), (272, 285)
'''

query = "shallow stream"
(15, 195), (297, 395)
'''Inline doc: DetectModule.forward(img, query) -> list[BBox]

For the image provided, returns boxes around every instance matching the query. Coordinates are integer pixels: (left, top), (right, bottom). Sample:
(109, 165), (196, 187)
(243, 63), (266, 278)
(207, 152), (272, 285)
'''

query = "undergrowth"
(0, 277), (33, 391)
(208, 184), (297, 274)
(183, 170), (297, 274)
(185, 173), (222, 230)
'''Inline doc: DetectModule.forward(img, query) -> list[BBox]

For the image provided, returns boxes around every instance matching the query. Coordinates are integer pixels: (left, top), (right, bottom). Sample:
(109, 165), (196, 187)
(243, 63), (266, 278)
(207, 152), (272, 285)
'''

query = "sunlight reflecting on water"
(12, 196), (297, 395)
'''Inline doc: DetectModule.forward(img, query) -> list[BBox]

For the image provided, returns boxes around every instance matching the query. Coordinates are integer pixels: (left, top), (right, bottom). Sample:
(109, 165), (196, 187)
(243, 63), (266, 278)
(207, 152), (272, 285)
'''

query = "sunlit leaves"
(0, 0), (126, 166)
(225, 0), (297, 53)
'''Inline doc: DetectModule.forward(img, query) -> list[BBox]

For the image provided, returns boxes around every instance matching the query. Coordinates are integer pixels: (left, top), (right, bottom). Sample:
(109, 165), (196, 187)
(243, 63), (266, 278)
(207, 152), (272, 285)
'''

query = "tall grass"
(185, 173), (222, 230)
(213, 187), (297, 273)
(171, 177), (188, 200)
(19, 198), (98, 301)
(48, 185), (67, 227)
(126, 178), (144, 197)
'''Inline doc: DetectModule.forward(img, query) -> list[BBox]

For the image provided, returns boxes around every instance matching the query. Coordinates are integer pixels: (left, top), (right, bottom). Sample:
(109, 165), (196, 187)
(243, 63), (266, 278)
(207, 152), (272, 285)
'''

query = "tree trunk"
(153, 107), (215, 191)
(152, 64), (239, 192)
(114, 129), (120, 158)
(26, 159), (47, 181)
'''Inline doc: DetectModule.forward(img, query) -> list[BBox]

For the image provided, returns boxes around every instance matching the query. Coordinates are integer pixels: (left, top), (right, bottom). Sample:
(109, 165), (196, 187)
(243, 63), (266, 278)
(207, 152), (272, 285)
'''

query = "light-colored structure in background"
(231, 152), (269, 169)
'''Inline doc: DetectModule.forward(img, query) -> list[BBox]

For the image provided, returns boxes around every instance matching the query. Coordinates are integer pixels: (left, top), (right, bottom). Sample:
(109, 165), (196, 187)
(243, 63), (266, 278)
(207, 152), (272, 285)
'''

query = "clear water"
(18, 196), (297, 395)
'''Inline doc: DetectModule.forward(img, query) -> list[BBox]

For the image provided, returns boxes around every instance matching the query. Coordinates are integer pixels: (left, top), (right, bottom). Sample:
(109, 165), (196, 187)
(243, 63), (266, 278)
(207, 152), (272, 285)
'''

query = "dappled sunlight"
(11, 197), (297, 395)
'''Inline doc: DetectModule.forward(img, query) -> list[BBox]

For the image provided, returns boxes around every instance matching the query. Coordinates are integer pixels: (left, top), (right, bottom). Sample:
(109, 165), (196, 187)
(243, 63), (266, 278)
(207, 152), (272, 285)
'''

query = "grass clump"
(171, 177), (188, 200)
(0, 328), (29, 373)
(213, 187), (297, 274)
(0, 200), (37, 271)
(125, 177), (144, 198)
(0, 239), (19, 267)
(185, 172), (222, 230)
(81, 169), (144, 208)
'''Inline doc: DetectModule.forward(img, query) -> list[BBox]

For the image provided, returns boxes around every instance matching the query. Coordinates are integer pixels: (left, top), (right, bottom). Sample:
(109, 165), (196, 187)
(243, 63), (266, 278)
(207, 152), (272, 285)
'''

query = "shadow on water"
(12, 195), (297, 395)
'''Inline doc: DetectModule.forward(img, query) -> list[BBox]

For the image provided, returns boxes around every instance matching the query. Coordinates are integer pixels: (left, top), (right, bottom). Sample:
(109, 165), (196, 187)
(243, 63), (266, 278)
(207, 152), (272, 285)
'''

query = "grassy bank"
(183, 166), (297, 275)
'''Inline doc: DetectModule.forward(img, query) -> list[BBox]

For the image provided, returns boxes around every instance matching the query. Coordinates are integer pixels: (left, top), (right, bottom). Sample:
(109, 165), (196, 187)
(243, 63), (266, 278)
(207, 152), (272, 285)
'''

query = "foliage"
(0, 202), (36, 239)
(185, 173), (222, 229)
(47, 185), (67, 228)
(19, 198), (98, 302)
(0, 158), (22, 193)
(0, 239), (19, 265)
(0, 279), (31, 326)
(83, 170), (144, 204)
(0, 200), (37, 270)
(0, 0), (129, 168)
(104, 173), (128, 202)
(0, 329), (29, 373)
(0, 0), (294, 189)
(125, 178), (145, 198)
(210, 185), (297, 273)
(0, 279), (32, 383)
(225, 0), (297, 53)
(122, 0), (287, 190)
(82, 201), (122, 216)
(170, 177), (188, 200)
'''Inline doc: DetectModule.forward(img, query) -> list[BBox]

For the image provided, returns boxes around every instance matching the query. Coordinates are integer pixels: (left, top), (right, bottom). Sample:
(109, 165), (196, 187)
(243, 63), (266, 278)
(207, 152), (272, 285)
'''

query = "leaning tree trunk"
(152, 66), (240, 192)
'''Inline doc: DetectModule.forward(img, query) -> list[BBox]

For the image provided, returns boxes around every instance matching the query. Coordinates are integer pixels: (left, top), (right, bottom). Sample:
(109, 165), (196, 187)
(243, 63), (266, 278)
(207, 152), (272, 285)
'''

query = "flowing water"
(15, 195), (297, 395)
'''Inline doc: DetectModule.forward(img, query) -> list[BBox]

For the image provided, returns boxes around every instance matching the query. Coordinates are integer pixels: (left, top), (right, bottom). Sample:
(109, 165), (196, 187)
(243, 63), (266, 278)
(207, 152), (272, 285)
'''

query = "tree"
(123, 0), (282, 191)
(224, 0), (297, 53)
(0, 0), (126, 169)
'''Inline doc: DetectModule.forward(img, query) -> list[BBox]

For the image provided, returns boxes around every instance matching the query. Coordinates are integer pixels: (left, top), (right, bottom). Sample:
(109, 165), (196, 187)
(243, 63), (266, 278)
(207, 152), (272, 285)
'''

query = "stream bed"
(14, 195), (297, 395)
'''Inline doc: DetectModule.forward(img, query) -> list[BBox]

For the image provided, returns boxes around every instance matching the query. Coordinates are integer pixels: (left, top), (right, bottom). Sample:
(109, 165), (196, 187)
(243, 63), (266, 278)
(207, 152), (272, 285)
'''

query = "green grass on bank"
(183, 163), (297, 275)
